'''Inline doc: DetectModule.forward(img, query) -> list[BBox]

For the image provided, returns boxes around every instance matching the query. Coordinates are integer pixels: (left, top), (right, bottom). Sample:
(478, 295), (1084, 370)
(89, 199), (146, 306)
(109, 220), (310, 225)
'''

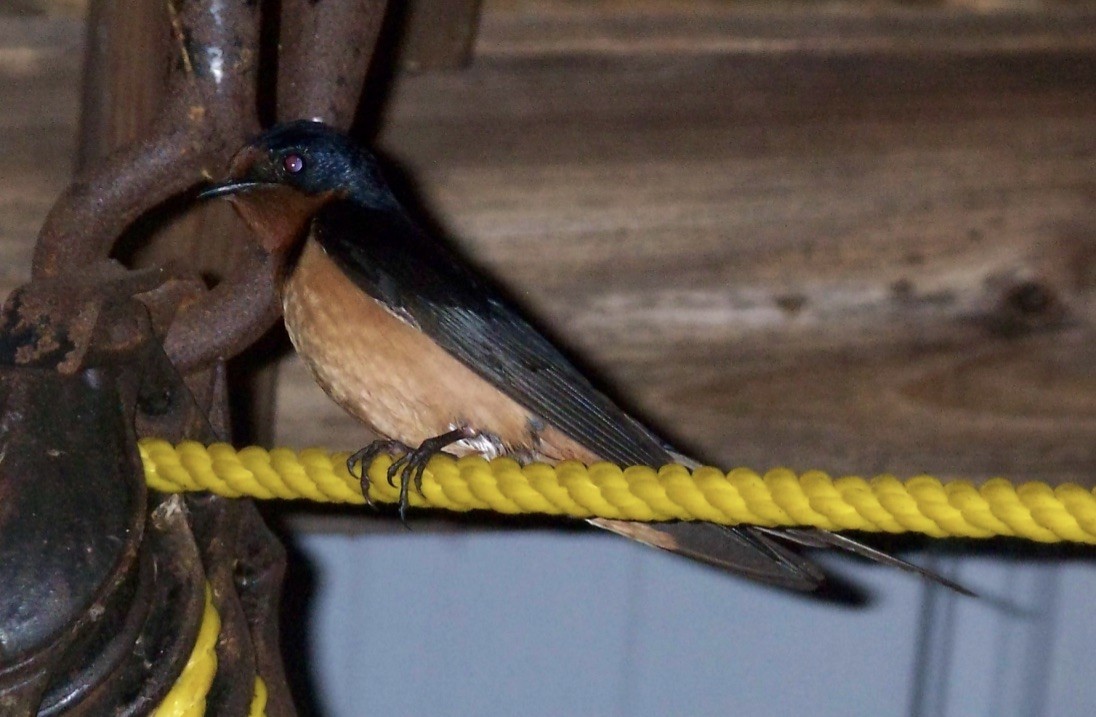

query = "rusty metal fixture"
(34, 1), (261, 276)
(0, 263), (300, 715)
(32, 0), (268, 375)
(278, 0), (388, 126)
(3, 0), (393, 713)
(34, 0), (390, 375)
(0, 264), (244, 715)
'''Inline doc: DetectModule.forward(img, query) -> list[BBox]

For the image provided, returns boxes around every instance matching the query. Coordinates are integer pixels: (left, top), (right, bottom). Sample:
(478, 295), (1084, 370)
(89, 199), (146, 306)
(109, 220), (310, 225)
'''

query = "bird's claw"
(347, 439), (410, 509)
(350, 427), (475, 522)
(388, 452), (428, 525)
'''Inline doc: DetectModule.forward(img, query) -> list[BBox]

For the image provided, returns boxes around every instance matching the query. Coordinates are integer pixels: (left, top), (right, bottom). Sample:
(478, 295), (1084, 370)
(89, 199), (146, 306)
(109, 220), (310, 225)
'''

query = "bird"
(201, 119), (968, 594)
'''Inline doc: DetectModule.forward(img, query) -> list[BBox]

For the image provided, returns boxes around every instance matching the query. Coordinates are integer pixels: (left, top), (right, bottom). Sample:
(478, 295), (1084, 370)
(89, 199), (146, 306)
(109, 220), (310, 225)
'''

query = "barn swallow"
(201, 120), (968, 593)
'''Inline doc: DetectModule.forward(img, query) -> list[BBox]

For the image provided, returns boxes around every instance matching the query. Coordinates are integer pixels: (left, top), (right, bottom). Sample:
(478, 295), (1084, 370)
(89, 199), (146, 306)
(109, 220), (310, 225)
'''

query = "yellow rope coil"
(152, 584), (219, 717)
(249, 677), (268, 717)
(138, 438), (1096, 544)
(150, 582), (269, 717)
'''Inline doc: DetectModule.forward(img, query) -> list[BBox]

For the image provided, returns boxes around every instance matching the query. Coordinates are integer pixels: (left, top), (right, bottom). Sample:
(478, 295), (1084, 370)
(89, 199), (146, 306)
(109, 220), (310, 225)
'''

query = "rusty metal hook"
(32, 0), (386, 375)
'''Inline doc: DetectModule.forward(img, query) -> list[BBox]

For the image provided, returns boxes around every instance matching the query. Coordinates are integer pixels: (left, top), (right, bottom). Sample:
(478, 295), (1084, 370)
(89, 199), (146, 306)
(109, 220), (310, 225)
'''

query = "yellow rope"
(249, 677), (268, 717)
(150, 582), (269, 717)
(139, 438), (1096, 544)
(152, 584), (219, 717)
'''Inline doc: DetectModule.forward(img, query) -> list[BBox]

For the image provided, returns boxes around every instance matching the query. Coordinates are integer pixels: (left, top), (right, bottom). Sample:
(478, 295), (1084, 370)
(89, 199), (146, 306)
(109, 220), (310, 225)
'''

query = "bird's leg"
(348, 438), (412, 508)
(389, 426), (476, 521)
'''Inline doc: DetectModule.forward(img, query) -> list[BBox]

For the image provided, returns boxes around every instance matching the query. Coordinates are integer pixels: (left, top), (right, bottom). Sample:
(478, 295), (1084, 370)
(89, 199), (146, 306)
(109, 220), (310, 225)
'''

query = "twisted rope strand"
(138, 438), (1096, 544)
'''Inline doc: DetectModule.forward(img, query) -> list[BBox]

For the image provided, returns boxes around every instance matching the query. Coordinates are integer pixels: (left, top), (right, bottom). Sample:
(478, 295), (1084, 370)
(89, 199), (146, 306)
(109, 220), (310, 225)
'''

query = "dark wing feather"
(593, 519), (825, 591)
(758, 527), (975, 596)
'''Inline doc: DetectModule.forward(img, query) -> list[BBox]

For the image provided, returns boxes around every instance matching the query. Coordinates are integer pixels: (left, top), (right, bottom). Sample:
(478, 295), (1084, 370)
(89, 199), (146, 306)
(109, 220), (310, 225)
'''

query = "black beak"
(197, 180), (267, 200)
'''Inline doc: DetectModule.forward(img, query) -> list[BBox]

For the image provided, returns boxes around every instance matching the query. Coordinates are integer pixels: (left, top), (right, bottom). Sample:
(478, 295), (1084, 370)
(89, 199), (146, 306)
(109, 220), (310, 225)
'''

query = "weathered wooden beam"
(399, 0), (483, 71)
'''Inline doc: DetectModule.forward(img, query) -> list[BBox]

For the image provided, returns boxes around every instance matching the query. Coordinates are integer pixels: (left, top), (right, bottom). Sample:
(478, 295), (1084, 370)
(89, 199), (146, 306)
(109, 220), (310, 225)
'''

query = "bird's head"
(200, 120), (397, 255)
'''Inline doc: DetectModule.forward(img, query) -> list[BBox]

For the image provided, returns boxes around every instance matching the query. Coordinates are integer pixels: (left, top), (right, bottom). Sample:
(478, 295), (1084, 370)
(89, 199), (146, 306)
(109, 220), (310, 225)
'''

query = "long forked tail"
(590, 518), (826, 591)
(755, 526), (974, 596)
(591, 518), (972, 595)
(592, 449), (972, 595)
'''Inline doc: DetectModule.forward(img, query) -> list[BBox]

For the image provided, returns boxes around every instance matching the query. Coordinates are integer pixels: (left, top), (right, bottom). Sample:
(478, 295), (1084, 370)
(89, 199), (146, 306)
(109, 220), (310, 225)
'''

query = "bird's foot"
(350, 428), (476, 521)
(348, 439), (411, 509)
(387, 427), (476, 522)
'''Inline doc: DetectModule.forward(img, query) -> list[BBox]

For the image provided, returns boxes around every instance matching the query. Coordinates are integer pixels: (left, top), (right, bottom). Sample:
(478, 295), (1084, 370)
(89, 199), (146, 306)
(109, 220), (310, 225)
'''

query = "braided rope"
(248, 678), (268, 717)
(139, 438), (1096, 544)
(149, 582), (269, 717)
(152, 584), (219, 717)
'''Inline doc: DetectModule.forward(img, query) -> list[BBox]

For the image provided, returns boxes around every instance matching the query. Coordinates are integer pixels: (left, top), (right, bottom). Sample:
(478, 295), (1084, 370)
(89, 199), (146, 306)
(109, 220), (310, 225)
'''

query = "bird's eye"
(282, 153), (305, 174)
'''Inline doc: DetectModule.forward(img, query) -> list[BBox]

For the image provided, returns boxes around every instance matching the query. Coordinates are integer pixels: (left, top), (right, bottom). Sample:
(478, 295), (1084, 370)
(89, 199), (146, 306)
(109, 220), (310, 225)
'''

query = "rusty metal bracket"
(0, 264), (205, 714)
(0, 262), (300, 715)
(33, 0), (387, 375)
(2, 0), (391, 714)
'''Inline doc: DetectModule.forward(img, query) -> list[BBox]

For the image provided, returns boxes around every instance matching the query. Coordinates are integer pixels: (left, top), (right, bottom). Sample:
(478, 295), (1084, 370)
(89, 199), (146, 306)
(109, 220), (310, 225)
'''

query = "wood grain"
(0, 17), (81, 288)
(3, 6), (1094, 493)
(398, 0), (483, 71)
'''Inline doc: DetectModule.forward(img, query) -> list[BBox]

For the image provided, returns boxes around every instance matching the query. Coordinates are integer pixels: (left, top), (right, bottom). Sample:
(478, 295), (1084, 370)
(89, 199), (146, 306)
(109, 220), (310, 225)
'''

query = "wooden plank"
(328, 19), (1096, 485)
(0, 17), (82, 289)
(475, 2), (1096, 57)
(399, 0), (483, 71)
(3, 8), (1094, 498)
(1, 0), (85, 15)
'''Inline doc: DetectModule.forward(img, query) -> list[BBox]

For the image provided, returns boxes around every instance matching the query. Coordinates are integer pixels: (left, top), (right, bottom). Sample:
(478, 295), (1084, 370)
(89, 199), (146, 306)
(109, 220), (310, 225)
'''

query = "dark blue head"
(201, 120), (398, 211)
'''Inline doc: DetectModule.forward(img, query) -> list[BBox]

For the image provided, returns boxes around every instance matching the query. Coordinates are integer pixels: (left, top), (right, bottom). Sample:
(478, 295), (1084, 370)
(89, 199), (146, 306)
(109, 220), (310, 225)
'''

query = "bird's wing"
(312, 201), (672, 468)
